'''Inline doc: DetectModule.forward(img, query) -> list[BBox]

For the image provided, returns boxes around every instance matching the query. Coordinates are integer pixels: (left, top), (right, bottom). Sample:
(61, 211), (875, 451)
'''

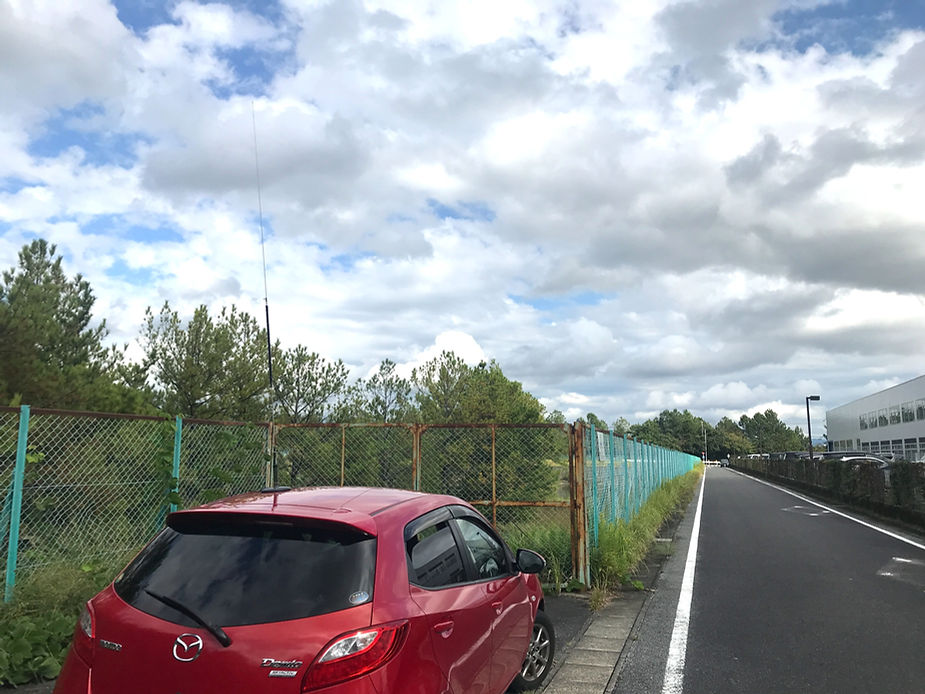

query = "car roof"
(170, 487), (465, 535)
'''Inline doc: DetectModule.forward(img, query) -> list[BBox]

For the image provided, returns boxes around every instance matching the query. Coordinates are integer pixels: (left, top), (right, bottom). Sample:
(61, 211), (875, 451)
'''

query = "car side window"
(407, 521), (467, 588)
(454, 517), (510, 580)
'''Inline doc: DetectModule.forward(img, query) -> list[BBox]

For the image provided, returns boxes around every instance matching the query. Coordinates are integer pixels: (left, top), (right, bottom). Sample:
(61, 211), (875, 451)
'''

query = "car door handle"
(433, 620), (454, 638)
(492, 601), (503, 615)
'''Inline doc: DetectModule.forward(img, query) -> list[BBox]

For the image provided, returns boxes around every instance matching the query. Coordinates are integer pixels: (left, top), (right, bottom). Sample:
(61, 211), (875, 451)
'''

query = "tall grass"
(591, 464), (703, 590)
(0, 553), (134, 686)
(498, 520), (572, 591)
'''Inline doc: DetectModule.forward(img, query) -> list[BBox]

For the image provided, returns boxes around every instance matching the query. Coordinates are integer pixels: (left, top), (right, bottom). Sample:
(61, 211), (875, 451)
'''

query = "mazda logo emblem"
(173, 634), (204, 662)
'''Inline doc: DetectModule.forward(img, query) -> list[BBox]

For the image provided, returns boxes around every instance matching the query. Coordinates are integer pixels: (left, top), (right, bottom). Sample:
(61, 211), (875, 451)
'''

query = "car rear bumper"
(53, 646), (90, 693)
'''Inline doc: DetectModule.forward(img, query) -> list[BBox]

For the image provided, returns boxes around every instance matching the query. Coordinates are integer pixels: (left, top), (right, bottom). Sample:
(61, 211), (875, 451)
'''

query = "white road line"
(729, 468), (925, 552)
(661, 471), (706, 694)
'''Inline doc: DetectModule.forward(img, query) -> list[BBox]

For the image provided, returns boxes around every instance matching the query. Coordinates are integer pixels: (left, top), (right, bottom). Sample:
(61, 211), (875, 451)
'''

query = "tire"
(508, 610), (555, 691)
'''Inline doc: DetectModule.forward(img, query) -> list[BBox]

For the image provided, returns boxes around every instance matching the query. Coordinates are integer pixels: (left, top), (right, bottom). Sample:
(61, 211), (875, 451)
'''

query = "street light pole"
(702, 419), (707, 461)
(806, 395), (820, 461)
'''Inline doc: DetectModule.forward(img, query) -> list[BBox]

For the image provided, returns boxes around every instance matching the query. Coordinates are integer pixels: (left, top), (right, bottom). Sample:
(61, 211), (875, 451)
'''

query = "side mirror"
(516, 549), (546, 574)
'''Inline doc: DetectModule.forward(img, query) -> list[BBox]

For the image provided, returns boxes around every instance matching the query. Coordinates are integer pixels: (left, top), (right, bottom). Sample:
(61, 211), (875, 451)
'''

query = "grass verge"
(589, 464), (703, 605)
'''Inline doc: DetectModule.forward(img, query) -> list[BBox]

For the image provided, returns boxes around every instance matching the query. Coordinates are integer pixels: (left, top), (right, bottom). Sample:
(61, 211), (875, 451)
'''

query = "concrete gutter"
(541, 591), (648, 694)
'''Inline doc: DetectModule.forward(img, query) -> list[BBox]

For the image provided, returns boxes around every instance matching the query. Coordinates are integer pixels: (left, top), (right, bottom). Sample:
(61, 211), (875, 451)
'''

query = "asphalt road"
(613, 467), (925, 694)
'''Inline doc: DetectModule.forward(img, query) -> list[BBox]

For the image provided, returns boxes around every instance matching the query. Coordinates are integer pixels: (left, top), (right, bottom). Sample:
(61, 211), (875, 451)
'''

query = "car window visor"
(145, 589), (232, 647)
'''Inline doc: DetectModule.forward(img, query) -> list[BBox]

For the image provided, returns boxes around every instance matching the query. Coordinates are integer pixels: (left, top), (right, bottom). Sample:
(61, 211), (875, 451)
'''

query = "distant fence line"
(732, 454), (925, 528)
(1, 405), (699, 601)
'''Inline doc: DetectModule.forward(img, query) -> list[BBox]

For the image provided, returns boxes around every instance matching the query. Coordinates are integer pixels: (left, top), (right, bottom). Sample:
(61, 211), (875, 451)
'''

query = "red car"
(54, 487), (555, 693)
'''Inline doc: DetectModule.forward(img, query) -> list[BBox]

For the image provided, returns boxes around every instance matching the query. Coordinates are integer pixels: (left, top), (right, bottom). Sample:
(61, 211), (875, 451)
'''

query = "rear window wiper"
(145, 589), (232, 647)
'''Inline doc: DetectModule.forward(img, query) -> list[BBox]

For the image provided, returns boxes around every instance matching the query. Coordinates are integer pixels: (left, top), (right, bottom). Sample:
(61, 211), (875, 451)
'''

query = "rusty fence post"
(569, 422), (590, 587)
(266, 421), (276, 488)
(411, 424), (423, 491)
(340, 425), (347, 486)
(491, 425), (497, 528)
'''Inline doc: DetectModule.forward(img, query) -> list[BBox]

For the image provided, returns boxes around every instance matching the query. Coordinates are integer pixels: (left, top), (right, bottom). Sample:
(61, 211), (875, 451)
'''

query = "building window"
(917, 400), (925, 421)
(902, 402), (915, 423)
(889, 406), (901, 425)
(859, 414), (868, 430)
(869, 411), (878, 429)
(878, 409), (889, 427)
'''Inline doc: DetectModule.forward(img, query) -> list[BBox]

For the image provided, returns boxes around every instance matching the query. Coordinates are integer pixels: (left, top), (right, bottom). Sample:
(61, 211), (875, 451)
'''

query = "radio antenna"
(252, 101), (278, 487)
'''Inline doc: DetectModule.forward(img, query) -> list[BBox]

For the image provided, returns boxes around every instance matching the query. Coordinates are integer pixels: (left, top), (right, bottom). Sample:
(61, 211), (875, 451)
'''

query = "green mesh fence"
(584, 425), (699, 549)
(11, 412), (170, 576)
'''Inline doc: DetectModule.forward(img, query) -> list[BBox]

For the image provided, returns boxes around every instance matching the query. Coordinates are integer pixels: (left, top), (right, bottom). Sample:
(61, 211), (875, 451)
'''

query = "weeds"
(589, 465), (702, 604)
(0, 553), (133, 686)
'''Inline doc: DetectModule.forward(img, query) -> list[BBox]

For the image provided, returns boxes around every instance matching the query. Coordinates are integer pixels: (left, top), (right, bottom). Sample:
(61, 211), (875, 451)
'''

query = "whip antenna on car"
(252, 101), (279, 487)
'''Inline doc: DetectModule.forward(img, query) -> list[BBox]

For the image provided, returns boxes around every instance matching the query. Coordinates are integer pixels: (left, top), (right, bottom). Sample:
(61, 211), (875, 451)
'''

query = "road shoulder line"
(661, 471), (706, 694)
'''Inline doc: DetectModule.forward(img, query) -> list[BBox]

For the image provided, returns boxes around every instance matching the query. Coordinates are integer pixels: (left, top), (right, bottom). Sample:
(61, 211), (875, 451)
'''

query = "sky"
(2, 0), (924, 437)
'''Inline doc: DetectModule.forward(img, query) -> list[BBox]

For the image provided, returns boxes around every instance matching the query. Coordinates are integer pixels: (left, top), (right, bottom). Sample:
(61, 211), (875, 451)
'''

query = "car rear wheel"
(509, 610), (555, 691)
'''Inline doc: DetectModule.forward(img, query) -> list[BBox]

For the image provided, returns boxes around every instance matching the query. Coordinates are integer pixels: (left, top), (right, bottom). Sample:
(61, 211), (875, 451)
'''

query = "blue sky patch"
(427, 198), (496, 222)
(322, 251), (375, 274)
(112, 0), (175, 35)
(121, 224), (186, 244)
(0, 178), (40, 194)
(105, 258), (157, 286)
(209, 45), (289, 98)
(510, 291), (613, 313)
(113, 0), (288, 36)
(77, 215), (186, 244)
(28, 103), (150, 168)
(773, 0), (925, 55)
(386, 212), (416, 224)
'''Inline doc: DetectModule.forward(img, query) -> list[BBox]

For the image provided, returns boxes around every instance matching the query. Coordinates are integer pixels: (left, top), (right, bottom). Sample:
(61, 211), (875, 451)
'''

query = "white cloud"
(2, 1), (925, 433)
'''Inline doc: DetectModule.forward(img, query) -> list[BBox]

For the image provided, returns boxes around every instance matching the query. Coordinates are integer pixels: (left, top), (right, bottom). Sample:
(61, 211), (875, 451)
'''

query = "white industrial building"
(826, 375), (925, 461)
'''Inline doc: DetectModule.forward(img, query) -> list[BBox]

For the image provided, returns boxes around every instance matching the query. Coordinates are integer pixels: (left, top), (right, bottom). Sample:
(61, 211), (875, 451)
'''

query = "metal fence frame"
(2, 406), (697, 601)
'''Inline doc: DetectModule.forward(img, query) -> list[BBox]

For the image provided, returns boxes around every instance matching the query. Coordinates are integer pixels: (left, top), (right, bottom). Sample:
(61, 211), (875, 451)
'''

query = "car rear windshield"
(114, 514), (376, 627)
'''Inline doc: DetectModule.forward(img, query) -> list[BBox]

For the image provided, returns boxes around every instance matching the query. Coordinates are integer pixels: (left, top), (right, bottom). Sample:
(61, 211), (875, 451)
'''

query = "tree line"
(583, 408), (808, 459)
(1, 239), (809, 454)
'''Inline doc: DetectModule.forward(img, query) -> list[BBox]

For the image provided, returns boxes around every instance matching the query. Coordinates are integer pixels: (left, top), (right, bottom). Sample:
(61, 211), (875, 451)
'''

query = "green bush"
(0, 555), (133, 686)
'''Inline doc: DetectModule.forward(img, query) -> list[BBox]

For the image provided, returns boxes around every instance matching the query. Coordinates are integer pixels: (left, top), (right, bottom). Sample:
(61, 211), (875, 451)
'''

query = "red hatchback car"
(54, 486), (555, 694)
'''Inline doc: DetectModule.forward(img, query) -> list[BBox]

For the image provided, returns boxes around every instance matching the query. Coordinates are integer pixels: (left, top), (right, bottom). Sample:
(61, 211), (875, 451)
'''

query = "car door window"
(407, 521), (467, 588)
(454, 517), (510, 580)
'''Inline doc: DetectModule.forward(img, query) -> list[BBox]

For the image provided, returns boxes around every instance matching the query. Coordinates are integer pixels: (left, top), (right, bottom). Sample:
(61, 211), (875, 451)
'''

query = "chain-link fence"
(421, 425), (571, 587)
(732, 454), (925, 526)
(275, 423), (571, 583)
(1, 408), (173, 601)
(276, 424), (414, 489)
(1, 407), (274, 601)
(1, 408), (21, 596)
(2, 407), (699, 601)
(178, 419), (269, 507)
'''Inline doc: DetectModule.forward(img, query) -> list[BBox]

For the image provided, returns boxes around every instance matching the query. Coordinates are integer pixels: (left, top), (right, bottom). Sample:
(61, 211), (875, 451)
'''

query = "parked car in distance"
(54, 486), (555, 694)
(719, 458), (729, 467)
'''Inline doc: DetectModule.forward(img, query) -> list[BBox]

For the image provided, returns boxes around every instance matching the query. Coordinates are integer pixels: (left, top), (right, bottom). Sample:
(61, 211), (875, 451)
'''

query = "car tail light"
(301, 620), (408, 691)
(73, 602), (95, 665)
